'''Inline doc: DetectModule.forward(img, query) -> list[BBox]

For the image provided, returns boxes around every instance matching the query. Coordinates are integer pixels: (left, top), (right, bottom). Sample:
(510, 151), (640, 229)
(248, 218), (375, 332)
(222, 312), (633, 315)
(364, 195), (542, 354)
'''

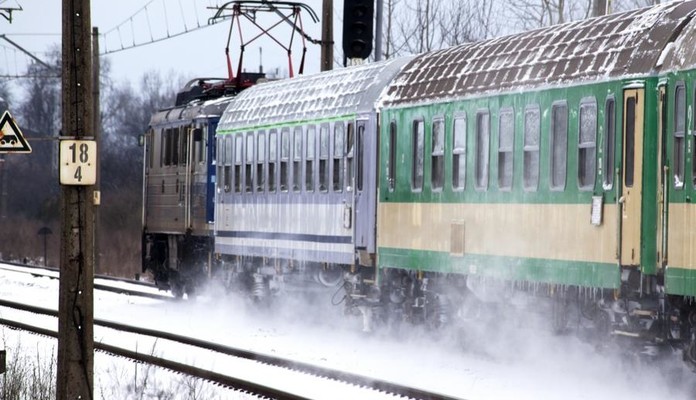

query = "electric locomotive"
(141, 76), (263, 297)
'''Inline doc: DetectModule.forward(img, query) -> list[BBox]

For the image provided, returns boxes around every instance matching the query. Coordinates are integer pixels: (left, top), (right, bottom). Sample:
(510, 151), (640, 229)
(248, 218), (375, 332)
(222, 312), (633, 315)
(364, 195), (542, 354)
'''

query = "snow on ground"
(0, 262), (695, 399)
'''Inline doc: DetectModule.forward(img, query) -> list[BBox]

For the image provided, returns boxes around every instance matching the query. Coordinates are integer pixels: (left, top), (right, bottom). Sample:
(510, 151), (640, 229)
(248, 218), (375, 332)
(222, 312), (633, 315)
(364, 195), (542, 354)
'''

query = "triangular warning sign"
(0, 111), (31, 153)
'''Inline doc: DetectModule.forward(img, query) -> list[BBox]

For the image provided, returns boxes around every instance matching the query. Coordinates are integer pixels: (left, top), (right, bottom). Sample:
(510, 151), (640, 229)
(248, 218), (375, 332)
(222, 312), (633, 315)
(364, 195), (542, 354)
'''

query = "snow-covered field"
(0, 262), (695, 400)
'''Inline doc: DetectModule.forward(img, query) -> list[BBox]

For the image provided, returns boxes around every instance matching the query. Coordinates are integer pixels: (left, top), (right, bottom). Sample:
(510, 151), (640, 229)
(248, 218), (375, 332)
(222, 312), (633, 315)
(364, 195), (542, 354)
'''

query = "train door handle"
(343, 202), (352, 229)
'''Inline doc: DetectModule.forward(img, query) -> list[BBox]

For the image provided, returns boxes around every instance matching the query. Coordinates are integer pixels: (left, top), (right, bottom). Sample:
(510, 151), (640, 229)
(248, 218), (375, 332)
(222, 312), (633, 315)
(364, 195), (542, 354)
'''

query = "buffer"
(0, 111), (31, 153)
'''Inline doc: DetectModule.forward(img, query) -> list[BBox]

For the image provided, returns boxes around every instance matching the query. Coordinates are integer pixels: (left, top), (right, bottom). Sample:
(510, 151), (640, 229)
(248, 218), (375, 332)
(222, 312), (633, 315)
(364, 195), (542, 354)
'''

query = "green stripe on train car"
(378, 247), (620, 289)
(665, 267), (696, 297)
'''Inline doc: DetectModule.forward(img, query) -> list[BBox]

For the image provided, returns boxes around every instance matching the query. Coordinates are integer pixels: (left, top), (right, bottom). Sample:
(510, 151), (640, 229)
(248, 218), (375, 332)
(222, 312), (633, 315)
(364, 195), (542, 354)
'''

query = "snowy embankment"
(0, 262), (694, 400)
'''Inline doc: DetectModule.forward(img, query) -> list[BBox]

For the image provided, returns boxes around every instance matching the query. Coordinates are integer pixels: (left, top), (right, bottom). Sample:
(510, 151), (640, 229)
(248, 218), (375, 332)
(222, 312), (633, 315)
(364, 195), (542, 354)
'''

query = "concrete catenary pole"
(321, 0), (333, 71)
(57, 0), (95, 398)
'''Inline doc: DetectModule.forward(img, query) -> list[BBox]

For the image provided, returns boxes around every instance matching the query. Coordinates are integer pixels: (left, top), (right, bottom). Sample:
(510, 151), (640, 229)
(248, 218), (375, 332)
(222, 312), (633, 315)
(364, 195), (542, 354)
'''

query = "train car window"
(603, 97), (615, 189)
(268, 130), (277, 192)
(180, 126), (189, 166)
(245, 133), (254, 193)
(452, 114), (466, 191)
(357, 123), (365, 191)
(578, 98), (597, 190)
(197, 126), (206, 164)
(523, 107), (540, 191)
(256, 131), (266, 192)
(475, 111), (490, 191)
(234, 135), (243, 193)
(216, 136), (224, 191)
(170, 128), (179, 165)
(224, 135), (232, 193)
(333, 123), (345, 192)
(159, 129), (165, 167)
(166, 129), (173, 166)
(674, 83), (686, 189)
(306, 126), (316, 192)
(165, 129), (171, 166)
(280, 128), (290, 192)
(293, 127), (302, 192)
(498, 108), (514, 191)
(412, 119), (425, 191)
(431, 118), (445, 191)
(146, 129), (154, 170)
(625, 97), (636, 187)
(388, 121), (397, 192)
(319, 125), (330, 192)
(346, 122), (355, 191)
(550, 102), (568, 190)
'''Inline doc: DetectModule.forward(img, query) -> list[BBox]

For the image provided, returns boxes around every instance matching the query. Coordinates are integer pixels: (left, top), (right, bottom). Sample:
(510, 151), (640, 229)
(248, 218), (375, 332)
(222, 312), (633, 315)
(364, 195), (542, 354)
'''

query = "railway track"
(0, 287), (462, 400)
(0, 260), (172, 300)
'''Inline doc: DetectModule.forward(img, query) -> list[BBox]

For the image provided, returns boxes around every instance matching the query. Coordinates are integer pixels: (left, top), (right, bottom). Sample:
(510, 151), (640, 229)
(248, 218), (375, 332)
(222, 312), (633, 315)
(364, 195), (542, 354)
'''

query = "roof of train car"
(384, 0), (696, 107)
(661, 2), (696, 71)
(217, 57), (413, 133)
(149, 94), (234, 127)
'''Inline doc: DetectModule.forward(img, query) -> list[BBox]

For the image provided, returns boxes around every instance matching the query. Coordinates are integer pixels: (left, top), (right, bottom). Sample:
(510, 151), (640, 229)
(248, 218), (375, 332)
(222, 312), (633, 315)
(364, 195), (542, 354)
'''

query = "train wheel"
(593, 309), (612, 340)
(169, 271), (184, 299)
(684, 339), (696, 372)
(171, 281), (184, 299)
(185, 283), (197, 300)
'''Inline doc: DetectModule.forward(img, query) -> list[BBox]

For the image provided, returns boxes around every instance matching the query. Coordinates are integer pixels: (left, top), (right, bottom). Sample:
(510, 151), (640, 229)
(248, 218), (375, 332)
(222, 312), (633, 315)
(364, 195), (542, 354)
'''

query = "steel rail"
(0, 297), (461, 400)
(0, 317), (312, 400)
(0, 261), (172, 300)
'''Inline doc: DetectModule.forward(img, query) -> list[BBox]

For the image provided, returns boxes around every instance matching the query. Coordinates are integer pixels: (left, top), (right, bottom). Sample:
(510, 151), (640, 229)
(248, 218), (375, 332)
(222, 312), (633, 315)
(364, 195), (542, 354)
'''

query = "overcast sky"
(0, 0), (343, 93)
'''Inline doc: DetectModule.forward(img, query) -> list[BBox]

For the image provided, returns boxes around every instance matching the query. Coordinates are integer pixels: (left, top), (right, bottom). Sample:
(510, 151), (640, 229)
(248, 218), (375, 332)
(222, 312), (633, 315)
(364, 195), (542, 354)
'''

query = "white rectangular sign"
(60, 140), (97, 185)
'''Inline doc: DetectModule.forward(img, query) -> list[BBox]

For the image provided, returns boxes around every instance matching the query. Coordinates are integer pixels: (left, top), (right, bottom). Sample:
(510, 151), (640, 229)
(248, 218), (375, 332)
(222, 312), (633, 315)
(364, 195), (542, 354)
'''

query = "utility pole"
(57, 0), (95, 398)
(593, 0), (608, 17)
(92, 26), (101, 274)
(321, 0), (333, 71)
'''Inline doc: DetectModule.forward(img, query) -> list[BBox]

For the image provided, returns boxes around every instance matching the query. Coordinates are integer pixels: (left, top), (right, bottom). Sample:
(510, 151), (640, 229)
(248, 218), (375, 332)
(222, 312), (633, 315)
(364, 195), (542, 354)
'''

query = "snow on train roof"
(384, 1), (696, 107)
(149, 95), (234, 126)
(217, 57), (412, 133)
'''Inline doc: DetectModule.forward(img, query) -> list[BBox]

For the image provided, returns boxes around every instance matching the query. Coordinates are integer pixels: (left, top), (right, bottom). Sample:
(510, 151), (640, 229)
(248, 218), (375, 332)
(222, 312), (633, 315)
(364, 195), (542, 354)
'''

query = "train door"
(353, 116), (377, 256)
(620, 88), (645, 266)
(656, 84), (667, 269)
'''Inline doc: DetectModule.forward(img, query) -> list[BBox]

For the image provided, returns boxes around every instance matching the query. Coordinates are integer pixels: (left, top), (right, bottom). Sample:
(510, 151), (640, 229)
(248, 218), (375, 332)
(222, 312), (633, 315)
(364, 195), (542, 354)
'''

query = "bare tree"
(383, 0), (501, 58)
(612, 0), (661, 12)
(439, 0), (499, 47)
(391, 0), (442, 55)
(507, 0), (592, 30)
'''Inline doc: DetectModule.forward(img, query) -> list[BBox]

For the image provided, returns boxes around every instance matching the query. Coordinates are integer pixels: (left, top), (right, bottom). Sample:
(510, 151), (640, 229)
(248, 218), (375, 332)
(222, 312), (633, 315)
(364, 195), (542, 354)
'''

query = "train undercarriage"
(142, 232), (213, 298)
(342, 265), (696, 371)
(142, 236), (696, 371)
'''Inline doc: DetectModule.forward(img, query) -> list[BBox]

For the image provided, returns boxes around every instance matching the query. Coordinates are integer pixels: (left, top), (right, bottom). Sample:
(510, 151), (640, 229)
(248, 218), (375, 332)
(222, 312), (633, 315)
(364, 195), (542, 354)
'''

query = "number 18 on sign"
(60, 140), (97, 185)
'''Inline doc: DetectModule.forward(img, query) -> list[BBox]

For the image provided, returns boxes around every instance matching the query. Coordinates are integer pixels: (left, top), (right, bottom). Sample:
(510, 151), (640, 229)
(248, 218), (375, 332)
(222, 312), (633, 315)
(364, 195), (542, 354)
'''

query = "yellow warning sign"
(0, 111), (31, 153)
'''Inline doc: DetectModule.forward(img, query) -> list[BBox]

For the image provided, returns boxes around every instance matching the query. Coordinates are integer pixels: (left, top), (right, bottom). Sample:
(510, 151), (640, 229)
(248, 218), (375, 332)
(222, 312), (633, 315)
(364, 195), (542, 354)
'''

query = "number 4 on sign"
(59, 140), (97, 185)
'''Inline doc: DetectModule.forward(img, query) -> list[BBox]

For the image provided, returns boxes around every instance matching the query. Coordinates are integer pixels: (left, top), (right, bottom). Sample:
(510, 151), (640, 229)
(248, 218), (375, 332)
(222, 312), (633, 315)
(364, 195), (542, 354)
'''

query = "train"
(142, 1), (696, 369)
